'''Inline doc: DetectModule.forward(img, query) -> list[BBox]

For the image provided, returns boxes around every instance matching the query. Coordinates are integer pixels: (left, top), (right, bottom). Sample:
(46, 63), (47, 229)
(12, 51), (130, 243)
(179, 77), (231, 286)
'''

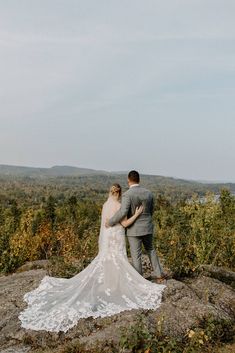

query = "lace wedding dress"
(19, 197), (166, 333)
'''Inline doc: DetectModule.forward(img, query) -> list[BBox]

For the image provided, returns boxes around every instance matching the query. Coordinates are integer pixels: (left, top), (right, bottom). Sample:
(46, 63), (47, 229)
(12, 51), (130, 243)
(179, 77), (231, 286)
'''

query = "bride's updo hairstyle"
(109, 183), (122, 199)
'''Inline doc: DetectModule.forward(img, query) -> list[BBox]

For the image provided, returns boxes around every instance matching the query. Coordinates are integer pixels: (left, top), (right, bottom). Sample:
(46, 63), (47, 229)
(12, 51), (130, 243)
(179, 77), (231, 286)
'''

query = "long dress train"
(19, 197), (166, 333)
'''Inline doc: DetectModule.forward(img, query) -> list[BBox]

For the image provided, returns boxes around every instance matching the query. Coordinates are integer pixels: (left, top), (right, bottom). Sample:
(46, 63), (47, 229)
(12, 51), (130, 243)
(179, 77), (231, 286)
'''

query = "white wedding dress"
(19, 197), (166, 333)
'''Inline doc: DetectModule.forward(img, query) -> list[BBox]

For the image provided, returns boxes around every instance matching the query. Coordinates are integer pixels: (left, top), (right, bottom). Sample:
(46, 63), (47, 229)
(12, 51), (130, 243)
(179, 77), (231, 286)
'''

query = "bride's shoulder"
(102, 198), (120, 207)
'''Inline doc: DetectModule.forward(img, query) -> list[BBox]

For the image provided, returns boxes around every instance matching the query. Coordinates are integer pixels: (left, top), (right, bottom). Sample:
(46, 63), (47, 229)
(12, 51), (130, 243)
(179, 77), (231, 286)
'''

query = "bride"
(19, 184), (166, 333)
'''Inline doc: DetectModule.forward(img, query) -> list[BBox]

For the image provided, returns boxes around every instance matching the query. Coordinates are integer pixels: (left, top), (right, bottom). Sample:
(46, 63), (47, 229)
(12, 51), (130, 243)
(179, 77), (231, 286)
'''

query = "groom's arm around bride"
(107, 170), (166, 281)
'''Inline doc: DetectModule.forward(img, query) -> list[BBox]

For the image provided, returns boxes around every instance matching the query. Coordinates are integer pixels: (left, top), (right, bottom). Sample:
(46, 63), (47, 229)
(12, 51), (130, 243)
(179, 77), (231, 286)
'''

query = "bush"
(155, 191), (235, 277)
(119, 314), (234, 353)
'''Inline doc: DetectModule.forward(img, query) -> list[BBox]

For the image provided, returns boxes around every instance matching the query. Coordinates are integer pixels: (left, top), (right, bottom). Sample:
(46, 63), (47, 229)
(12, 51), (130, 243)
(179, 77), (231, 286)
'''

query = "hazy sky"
(0, 0), (235, 181)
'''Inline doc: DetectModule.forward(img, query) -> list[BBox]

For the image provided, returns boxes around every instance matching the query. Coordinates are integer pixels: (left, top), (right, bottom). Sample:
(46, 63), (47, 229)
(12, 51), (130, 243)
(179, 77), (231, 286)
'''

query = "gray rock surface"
(16, 260), (50, 273)
(0, 265), (234, 352)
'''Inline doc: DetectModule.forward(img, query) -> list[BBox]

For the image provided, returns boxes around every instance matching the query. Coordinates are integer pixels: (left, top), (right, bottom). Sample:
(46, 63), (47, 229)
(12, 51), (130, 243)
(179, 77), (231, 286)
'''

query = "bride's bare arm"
(120, 205), (144, 228)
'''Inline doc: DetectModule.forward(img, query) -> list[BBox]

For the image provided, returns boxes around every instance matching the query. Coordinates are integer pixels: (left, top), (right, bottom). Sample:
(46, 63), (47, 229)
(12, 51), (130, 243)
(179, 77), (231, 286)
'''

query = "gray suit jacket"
(108, 185), (154, 236)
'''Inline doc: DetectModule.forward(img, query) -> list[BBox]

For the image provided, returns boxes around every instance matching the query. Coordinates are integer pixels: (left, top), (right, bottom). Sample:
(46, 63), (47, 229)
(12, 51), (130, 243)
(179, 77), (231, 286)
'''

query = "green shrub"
(155, 190), (235, 277)
(119, 314), (234, 353)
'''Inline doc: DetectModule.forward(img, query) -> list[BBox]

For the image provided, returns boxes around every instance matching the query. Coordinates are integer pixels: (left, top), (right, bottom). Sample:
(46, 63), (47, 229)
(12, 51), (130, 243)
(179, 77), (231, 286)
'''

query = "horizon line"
(0, 163), (235, 184)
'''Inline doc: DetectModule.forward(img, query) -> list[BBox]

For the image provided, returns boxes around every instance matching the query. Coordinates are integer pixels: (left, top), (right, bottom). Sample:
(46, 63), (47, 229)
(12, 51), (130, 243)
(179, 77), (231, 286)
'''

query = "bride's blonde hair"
(109, 183), (122, 199)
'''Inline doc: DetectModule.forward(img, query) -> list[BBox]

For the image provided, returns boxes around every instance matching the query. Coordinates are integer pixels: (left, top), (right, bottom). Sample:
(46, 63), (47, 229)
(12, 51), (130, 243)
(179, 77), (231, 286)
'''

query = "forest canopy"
(0, 174), (234, 276)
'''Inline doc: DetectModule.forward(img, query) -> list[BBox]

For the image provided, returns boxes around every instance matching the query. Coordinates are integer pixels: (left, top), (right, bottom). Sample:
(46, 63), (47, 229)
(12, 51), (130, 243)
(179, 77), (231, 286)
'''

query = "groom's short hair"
(128, 170), (140, 183)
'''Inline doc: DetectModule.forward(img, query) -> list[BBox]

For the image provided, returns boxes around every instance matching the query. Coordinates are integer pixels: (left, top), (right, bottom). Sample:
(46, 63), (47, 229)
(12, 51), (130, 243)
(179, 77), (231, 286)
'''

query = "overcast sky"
(0, 0), (235, 181)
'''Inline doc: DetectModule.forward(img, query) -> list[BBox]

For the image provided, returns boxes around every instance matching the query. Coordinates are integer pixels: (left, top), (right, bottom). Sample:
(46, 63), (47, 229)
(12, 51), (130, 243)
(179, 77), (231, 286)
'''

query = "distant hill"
(0, 164), (235, 196)
(0, 164), (109, 177)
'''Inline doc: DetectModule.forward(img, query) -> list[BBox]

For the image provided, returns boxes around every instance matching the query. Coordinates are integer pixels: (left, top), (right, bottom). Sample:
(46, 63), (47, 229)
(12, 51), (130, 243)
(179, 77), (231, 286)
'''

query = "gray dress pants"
(127, 234), (163, 277)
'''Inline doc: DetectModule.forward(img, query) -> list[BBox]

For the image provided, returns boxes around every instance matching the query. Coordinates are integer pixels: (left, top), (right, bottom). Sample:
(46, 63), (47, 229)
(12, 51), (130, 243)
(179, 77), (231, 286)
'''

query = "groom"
(106, 170), (165, 281)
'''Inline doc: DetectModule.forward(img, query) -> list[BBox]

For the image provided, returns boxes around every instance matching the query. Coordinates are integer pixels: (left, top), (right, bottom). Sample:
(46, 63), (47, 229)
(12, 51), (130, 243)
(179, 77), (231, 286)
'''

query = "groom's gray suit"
(108, 185), (163, 277)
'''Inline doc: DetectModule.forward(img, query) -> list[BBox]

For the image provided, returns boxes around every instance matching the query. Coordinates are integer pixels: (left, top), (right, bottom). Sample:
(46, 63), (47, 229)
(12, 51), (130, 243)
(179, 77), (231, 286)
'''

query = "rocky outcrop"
(16, 260), (50, 273)
(200, 264), (235, 289)
(0, 265), (234, 353)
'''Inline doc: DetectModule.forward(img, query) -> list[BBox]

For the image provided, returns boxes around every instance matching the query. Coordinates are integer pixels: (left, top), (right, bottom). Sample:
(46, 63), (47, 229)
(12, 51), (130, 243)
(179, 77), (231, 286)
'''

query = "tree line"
(0, 177), (234, 276)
